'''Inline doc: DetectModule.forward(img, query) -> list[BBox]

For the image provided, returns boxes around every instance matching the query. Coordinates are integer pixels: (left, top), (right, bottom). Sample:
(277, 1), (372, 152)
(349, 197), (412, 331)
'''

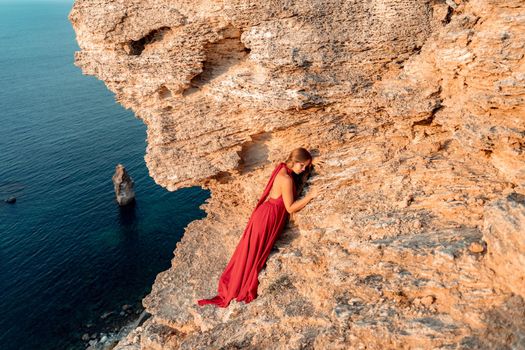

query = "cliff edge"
(70, 0), (525, 348)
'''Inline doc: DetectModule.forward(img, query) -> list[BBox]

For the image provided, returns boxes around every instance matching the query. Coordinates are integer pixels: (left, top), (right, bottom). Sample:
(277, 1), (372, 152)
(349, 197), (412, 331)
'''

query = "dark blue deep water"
(0, 2), (209, 349)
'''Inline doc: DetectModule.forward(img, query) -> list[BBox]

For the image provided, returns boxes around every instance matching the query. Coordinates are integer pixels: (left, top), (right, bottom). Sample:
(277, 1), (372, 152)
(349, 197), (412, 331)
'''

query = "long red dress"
(197, 162), (295, 307)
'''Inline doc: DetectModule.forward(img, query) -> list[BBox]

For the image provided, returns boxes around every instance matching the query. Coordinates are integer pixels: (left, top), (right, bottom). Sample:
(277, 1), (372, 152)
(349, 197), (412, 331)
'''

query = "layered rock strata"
(70, 0), (525, 348)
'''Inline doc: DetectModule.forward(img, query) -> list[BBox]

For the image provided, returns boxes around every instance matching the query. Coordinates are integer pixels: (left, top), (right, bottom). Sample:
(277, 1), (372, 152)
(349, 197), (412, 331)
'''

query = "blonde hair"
(285, 147), (312, 166)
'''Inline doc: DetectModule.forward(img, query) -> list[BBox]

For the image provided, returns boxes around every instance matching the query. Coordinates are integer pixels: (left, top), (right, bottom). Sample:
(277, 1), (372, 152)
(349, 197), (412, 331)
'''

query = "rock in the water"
(5, 197), (16, 204)
(112, 164), (135, 206)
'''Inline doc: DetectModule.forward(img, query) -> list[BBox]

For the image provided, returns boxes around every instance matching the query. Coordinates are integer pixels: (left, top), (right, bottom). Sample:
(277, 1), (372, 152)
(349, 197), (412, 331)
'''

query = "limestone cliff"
(70, 0), (525, 348)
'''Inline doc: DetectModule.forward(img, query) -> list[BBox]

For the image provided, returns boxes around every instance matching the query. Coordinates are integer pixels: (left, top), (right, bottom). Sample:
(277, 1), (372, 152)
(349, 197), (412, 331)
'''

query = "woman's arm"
(281, 175), (314, 214)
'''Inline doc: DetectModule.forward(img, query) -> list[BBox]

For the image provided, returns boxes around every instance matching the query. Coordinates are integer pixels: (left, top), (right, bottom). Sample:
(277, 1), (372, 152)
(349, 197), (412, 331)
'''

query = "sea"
(0, 1), (209, 349)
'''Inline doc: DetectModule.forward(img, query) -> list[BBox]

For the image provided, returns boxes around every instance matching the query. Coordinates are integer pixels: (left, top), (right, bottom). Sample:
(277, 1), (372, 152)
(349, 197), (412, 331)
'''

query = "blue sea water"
(0, 1), (209, 349)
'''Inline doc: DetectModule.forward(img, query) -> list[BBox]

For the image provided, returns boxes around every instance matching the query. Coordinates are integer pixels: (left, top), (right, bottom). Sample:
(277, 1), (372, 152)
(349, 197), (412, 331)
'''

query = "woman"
(197, 147), (317, 308)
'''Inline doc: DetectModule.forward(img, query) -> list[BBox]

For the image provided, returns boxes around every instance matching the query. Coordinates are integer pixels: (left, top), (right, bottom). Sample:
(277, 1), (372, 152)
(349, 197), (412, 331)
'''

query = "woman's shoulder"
(275, 167), (292, 183)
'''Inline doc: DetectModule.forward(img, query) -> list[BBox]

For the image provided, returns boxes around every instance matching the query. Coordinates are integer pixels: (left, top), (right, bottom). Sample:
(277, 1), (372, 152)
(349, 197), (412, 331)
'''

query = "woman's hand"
(306, 182), (332, 200)
(311, 159), (325, 171)
(306, 186), (319, 199)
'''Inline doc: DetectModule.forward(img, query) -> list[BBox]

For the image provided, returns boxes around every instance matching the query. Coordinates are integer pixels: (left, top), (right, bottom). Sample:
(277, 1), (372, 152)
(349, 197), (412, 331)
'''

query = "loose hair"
(285, 147), (312, 166)
(285, 147), (313, 198)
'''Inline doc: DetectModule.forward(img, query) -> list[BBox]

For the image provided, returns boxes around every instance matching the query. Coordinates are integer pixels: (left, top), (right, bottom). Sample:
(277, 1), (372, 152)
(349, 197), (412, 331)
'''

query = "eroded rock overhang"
(69, 0), (443, 190)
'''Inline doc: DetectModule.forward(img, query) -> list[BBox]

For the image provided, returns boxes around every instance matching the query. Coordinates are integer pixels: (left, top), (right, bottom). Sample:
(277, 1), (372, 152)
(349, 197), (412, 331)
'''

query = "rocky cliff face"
(70, 0), (525, 348)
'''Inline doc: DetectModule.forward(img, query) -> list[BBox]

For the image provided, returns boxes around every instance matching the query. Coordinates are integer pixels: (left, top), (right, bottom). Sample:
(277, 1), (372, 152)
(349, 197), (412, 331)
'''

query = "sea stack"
(112, 164), (135, 206)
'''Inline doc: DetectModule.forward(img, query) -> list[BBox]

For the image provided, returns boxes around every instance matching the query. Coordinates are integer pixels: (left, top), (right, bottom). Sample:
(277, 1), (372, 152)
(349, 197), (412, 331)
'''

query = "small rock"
(120, 311), (125, 316)
(392, 292), (409, 305)
(100, 311), (114, 319)
(122, 304), (132, 311)
(413, 295), (435, 307)
(420, 295), (435, 306)
(5, 197), (16, 204)
(90, 333), (97, 339)
(88, 339), (97, 346)
(469, 242), (485, 253)
(349, 298), (363, 305)
(82, 333), (90, 341)
(398, 194), (414, 208)
(445, 0), (458, 9)
(413, 220), (422, 229)
(100, 335), (108, 343)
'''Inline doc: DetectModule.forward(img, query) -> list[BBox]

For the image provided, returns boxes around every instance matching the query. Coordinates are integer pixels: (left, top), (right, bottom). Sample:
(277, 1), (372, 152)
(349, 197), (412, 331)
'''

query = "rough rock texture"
(483, 193), (525, 300)
(112, 164), (136, 206)
(70, 0), (525, 349)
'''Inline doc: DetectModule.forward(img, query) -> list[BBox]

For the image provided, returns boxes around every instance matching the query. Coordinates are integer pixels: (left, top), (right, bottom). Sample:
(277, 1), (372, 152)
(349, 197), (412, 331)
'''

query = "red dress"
(197, 162), (295, 307)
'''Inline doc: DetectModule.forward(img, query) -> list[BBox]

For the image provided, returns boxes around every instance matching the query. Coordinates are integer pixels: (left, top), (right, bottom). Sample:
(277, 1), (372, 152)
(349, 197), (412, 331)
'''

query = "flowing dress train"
(197, 162), (295, 307)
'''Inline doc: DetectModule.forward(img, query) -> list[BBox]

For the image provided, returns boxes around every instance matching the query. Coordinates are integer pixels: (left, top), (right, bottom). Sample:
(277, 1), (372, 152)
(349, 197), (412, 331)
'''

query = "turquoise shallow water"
(0, 2), (209, 349)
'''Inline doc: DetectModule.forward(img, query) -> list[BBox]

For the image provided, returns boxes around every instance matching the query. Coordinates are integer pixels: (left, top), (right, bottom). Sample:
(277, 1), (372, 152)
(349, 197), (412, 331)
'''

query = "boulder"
(112, 164), (135, 206)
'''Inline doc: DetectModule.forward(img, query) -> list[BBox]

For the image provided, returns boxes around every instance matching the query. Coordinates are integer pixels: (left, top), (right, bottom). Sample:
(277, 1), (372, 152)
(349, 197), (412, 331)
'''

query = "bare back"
(267, 168), (291, 200)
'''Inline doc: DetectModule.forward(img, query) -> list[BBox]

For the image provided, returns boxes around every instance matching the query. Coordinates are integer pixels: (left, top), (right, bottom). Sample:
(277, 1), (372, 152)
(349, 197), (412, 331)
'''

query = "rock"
(122, 304), (132, 311)
(483, 193), (525, 299)
(468, 242), (485, 254)
(100, 335), (108, 343)
(82, 333), (90, 341)
(100, 311), (114, 319)
(445, 0), (458, 9)
(420, 296), (435, 307)
(112, 164), (135, 206)
(5, 197), (16, 204)
(69, 0), (525, 349)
